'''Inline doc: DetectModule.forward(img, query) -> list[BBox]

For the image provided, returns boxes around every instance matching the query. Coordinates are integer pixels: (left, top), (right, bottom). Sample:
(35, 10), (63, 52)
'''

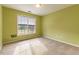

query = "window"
(17, 15), (36, 35)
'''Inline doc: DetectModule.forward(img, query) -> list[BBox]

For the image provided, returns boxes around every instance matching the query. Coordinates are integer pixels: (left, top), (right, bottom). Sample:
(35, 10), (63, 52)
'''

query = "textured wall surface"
(42, 5), (79, 46)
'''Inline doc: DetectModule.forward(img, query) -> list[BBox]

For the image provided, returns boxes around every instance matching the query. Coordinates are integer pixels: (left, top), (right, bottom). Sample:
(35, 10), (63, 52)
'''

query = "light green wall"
(3, 7), (42, 44)
(42, 5), (79, 46)
(0, 5), (2, 50)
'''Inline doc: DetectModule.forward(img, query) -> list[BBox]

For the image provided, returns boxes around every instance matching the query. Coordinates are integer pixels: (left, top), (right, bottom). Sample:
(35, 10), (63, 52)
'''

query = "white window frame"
(17, 15), (36, 36)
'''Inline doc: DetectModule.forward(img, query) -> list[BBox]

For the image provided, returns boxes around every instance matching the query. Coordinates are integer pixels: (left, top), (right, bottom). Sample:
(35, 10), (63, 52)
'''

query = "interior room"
(0, 4), (79, 55)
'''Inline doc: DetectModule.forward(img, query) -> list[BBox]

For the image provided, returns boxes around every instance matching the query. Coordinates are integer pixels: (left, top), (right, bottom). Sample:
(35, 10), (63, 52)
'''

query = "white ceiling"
(2, 4), (74, 16)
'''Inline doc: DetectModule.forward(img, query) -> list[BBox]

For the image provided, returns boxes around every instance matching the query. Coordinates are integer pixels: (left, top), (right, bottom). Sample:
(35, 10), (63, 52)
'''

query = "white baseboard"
(43, 35), (79, 48)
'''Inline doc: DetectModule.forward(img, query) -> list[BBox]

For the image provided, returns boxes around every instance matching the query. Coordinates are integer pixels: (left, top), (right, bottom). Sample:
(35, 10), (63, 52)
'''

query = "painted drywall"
(42, 5), (79, 46)
(3, 7), (42, 44)
(0, 5), (2, 50)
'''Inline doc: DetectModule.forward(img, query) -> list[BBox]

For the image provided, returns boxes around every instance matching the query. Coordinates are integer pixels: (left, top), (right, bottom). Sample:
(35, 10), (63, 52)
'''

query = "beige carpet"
(0, 38), (79, 55)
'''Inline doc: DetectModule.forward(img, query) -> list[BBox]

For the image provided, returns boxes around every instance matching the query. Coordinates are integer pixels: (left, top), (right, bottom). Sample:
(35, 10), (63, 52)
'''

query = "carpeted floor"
(0, 38), (79, 55)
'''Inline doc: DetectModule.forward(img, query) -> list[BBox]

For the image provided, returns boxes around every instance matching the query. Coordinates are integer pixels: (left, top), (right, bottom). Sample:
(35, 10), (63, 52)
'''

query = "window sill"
(17, 33), (36, 36)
